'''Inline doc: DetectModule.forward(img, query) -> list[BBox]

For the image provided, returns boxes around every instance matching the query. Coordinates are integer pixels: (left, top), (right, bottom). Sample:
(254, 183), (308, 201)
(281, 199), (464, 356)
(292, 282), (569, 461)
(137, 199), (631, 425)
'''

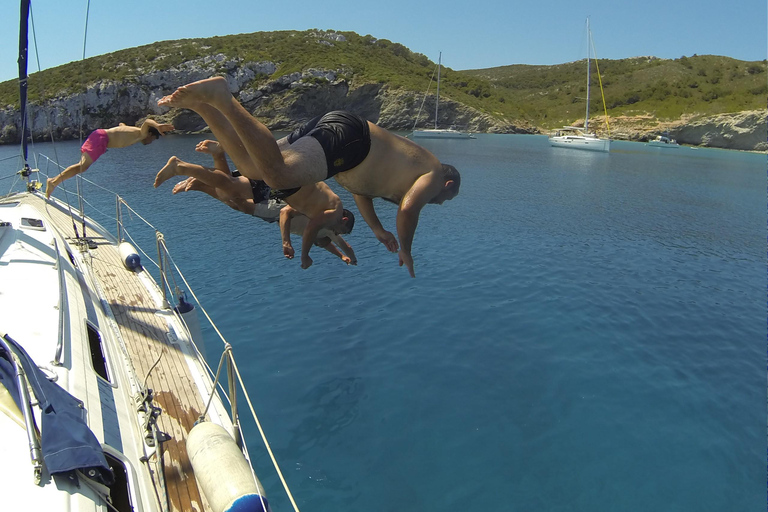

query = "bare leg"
(45, 153), (93, 198)
(196, 139), (231, 174)
(170, 176), (247, 214)
(159, 77), (326, 189)
(173, 177), (220, 200)
(190, 106), (256, 176)
(155, 156), (244, 193)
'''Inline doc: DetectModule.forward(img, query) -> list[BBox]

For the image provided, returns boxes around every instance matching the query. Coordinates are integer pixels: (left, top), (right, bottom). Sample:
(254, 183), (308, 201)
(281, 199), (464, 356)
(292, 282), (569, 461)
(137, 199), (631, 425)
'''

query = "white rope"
(156, 240), (301, 510)
(157, 238), (229, 347)
(229, 354), (301, 512)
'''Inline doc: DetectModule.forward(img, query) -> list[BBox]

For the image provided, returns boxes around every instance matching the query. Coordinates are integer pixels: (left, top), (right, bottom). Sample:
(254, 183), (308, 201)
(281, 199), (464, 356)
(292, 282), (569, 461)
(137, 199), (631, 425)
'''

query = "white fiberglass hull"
(549, 136), (611, 152)
(0, 191), (266, 512)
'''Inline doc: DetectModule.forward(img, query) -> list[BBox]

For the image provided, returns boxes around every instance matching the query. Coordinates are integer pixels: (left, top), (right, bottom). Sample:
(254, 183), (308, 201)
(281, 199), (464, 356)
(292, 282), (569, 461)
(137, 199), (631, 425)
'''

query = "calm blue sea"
(1, 134), (765, 511)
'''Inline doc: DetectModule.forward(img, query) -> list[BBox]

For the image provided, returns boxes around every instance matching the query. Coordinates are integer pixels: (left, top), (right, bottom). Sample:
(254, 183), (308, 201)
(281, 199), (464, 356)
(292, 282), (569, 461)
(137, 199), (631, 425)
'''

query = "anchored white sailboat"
(549, 18), (611, 152)
(411, 52), (474, 139)
(647, 133), (681, 147)
(1, 2), (297, 511)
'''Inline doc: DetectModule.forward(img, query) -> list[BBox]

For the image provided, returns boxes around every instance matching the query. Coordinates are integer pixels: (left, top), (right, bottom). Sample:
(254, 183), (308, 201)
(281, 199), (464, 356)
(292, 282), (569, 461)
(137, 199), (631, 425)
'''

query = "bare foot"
(172, 177), (194, 194)
(184, 178), (206, 193)
(154, 156), (180, 188)
(157, 77), (231, 109)
(195, 140), (223, 155)
(45, 178), (56, 199)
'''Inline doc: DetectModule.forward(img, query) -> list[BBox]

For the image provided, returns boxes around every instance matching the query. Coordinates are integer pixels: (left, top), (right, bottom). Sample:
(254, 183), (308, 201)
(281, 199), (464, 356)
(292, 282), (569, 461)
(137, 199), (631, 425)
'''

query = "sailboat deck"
(17, 192), (212, 512)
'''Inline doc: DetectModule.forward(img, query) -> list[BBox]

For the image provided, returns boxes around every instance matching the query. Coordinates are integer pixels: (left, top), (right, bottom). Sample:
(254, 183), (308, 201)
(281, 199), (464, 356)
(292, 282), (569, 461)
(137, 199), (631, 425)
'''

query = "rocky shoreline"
(1, 54), (764, 151)
(583, 110), (767, 152)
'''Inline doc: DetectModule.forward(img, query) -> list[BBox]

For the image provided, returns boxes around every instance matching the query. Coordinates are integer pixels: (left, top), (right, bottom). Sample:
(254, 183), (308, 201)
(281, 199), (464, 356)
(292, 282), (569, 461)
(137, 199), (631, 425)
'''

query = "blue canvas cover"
(0, 333), (114, 485)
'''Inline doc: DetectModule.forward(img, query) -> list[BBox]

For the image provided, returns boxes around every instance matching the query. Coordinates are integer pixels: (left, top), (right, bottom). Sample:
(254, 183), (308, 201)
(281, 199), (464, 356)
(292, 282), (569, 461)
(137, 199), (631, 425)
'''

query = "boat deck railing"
(17, 154), (302, 512)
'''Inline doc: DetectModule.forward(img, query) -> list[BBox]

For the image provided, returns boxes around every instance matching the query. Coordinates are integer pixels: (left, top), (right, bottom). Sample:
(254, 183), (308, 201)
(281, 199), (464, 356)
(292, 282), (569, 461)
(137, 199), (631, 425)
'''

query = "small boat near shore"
(410, 52), (474, 140)
(647, 134), (681, 147)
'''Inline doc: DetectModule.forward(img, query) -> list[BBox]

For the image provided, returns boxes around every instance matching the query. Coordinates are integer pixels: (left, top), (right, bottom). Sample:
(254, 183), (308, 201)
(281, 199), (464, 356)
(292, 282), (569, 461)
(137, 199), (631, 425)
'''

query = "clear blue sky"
(2, 0), (766, 83)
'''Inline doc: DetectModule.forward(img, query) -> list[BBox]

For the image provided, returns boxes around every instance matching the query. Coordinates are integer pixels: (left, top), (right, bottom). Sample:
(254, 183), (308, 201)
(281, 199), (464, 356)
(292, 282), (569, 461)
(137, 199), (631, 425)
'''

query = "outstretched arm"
(141, 119), (174, 136)
(396, 172), (445, 278)
(318, 240), (353, 264)
(279, 206), (298, 260)
(140, 119), (174, 138)
(329, 234), (357, 265)
(353, 194), (398, 252)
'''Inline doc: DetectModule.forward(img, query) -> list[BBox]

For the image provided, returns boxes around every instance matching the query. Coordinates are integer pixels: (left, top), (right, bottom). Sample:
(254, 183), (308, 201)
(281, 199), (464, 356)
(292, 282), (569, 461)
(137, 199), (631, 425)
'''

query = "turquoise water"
(1, 135), (764, 511)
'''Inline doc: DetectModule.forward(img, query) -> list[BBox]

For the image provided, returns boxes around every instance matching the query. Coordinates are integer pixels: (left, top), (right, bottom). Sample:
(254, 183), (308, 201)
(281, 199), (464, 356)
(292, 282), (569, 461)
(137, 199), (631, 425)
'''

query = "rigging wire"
(590, 34), (611, 138)
(410, 63), (439, 133)
(76, 0), (93, 239)
(27, 5), (82, 238)
(158, 239), (300, 510)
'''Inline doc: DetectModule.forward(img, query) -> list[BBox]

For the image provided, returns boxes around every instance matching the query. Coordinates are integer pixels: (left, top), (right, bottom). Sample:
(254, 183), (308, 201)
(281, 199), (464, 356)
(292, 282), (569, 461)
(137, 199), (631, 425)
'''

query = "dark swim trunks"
(230, 171), (286, 222)
(249, 178), (271, 203)
(269, 187), (300, 201)
(232, 169), (299, 201)
(286, 111), (371, 179)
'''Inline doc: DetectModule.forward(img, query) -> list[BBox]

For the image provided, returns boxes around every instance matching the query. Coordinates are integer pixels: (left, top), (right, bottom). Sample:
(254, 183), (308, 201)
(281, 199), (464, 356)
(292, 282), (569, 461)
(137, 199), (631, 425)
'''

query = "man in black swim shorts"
(285, 111), (371, 179)
(155, 140), (284, 222)
(155, 140), (358, 267)
(159, 77), (461, 277)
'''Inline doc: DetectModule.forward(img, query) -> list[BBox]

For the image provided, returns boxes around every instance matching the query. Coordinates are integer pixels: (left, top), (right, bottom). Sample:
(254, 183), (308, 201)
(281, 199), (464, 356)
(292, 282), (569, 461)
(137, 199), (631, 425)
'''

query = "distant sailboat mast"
(585, 17), (591, 133)
(410, 52), (473, 139)
(434, 51), (441, 130)
(548, 17), (610, 152)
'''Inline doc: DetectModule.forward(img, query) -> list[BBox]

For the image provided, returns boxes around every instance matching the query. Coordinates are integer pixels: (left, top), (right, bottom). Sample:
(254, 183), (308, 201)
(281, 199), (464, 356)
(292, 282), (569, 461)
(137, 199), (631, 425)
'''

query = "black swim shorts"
(249, 179), (271, 203)
(286, 111), (371, 179)
(231, 170), (297, 201)
(269, 187), (300, 201)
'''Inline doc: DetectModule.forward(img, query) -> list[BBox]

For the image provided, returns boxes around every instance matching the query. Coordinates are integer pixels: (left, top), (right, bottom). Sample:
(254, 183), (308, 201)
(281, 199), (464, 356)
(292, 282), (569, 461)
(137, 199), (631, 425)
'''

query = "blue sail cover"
(0, 334), (114, 485)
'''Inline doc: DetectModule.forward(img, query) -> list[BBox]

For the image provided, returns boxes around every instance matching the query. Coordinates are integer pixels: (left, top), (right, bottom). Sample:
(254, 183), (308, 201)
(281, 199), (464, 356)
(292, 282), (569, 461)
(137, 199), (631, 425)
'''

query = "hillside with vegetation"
(0, 29), (765, 141)
(463, 54), (767, 131)
(0, 30), (515, 120)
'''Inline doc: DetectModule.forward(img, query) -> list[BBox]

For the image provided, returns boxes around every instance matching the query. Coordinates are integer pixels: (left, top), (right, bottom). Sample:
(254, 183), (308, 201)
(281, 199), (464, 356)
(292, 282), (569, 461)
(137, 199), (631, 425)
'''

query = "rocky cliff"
(583, 110), (767, 151)
(669, 110), (767, 151)
(0, 54), (532, 144)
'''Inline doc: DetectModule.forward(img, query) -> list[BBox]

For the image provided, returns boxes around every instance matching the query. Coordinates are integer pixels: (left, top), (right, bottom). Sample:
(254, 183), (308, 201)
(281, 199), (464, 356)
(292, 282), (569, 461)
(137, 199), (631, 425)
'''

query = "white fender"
(187, 422), (270, 512)
(117, 242), (141, 271)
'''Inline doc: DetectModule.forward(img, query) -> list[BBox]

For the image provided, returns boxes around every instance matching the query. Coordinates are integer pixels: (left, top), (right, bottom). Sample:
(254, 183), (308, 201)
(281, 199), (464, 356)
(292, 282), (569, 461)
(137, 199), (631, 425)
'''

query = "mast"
(435, 52), (441, 130)
(585, 18), (591, 133)
(18, 0), (30, 164)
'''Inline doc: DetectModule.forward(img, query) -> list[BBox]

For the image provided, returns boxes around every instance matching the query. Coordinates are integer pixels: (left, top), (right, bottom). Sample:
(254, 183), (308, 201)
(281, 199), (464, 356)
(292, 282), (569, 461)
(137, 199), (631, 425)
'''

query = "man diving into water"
(155, 138), (355, 269)
(157, 77), (460, 277)
(46, 119), (173, 198)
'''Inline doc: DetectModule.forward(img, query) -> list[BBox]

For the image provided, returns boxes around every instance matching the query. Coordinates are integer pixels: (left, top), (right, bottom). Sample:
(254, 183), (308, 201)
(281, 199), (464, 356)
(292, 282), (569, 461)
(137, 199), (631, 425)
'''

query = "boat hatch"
(103, 452), (134, 512)
(20, 217), (45, 231)
(86, 322), (110, 382)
